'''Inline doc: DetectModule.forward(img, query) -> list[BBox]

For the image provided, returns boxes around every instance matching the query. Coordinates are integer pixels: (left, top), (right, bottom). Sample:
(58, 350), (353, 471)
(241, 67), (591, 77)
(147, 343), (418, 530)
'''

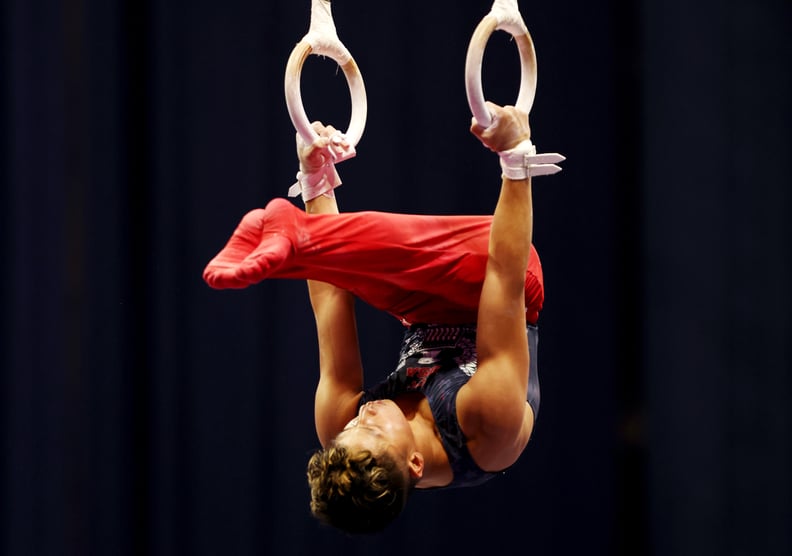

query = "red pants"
(203, 198), (544, 325)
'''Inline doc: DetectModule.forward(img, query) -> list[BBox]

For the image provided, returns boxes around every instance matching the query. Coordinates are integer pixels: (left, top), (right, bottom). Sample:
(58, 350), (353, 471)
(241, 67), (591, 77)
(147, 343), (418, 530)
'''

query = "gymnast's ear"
(407, 452), (424, 481)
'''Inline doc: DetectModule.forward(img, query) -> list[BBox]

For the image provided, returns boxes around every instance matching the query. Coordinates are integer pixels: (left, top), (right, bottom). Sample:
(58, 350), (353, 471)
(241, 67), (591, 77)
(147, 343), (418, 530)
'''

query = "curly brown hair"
(306, 445), (412, 534)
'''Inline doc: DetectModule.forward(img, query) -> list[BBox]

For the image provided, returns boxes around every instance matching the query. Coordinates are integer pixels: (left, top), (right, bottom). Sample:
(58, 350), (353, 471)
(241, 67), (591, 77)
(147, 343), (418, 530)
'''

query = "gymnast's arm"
(457, 104), (536, 471)
(300, 125), (364, 447)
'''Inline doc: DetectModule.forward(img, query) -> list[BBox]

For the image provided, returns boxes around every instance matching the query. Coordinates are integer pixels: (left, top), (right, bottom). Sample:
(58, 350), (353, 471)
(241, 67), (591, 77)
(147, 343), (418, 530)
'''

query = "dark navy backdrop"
(2, 1), (789, 555)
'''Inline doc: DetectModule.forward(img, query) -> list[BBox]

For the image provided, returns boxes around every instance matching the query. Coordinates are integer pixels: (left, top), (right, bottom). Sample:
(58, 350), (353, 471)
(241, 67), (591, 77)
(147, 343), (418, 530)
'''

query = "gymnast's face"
(335, 400), (416, 461)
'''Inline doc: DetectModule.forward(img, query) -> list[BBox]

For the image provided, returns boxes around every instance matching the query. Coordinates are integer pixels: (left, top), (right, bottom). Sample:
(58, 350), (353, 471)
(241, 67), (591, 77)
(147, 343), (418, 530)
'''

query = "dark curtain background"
(2, 0), (789, 554)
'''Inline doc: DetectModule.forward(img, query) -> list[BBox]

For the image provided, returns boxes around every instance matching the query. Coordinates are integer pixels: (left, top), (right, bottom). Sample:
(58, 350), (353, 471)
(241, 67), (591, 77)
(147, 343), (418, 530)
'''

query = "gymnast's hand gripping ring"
(284, 0), (367, 160)
(465, 0), (564, 176)
(465, 0), (537, 129)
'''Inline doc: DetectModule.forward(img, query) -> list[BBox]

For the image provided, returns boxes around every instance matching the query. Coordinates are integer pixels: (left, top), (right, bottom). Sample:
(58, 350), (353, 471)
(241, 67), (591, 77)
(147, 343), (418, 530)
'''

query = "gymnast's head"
(306, 399), (424, 534)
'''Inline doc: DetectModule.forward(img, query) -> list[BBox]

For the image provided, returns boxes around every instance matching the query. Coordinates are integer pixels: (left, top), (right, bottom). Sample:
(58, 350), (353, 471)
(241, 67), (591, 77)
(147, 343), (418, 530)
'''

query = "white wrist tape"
(498, 139), (565, 179)
(288, 132), (356, 202)
(288, 164), (342, 202)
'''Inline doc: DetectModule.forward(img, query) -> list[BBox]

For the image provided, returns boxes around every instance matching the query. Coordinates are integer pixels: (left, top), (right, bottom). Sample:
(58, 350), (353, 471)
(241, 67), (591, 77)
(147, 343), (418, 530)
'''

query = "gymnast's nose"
(359, 401), (380, 419)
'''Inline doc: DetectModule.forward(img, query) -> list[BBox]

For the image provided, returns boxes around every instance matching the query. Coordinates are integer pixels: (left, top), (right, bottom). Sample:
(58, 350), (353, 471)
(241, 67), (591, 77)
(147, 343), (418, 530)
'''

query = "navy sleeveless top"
(360, 323), (540, 488)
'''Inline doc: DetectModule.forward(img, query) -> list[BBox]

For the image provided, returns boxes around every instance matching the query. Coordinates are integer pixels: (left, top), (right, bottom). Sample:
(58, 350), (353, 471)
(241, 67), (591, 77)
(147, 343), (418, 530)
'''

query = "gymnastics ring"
(284, 0), (367, 151)
(465, 0), (537, 128)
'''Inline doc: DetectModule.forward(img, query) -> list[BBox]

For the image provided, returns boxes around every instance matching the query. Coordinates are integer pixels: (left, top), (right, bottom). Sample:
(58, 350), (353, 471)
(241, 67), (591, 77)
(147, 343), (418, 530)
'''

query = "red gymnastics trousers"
(203, 198), (544, 326)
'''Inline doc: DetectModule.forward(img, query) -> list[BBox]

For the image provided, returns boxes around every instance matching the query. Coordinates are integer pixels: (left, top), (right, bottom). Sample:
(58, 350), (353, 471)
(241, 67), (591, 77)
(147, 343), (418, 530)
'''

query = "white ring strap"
(465, 0), (537, 128)
(284, 0), (367, 148)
